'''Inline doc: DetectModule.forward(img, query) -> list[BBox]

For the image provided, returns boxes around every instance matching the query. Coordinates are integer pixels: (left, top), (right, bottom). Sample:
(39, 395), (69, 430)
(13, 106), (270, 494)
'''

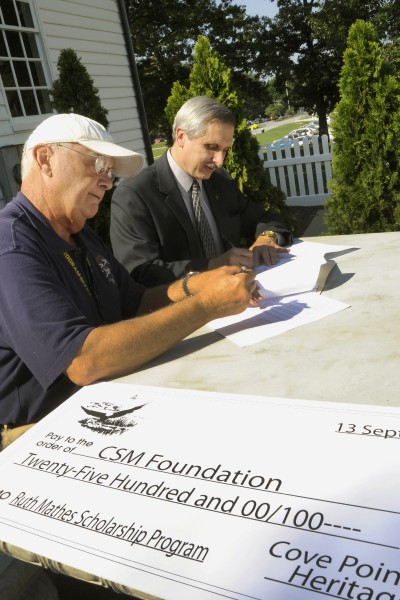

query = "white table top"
(115, 232), (400, 407)
(1, 231), (398, 599)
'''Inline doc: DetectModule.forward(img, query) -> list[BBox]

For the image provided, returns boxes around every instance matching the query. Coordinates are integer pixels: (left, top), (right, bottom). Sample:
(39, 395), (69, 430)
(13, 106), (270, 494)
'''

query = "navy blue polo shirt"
(0, 193), (145, 426)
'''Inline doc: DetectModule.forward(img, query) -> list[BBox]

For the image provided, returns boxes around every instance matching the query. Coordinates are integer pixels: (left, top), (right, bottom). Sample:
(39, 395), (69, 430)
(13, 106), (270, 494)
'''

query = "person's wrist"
(182, 271), (200, 297)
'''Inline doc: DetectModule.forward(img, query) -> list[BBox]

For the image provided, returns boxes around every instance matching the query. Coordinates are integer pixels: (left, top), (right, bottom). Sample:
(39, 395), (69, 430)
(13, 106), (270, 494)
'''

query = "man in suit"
(110, 96), (293, 286)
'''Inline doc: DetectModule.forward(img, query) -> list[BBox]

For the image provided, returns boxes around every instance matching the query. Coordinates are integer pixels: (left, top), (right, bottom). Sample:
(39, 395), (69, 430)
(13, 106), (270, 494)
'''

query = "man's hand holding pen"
(180, 266), (262, 317)
(239, 265), (263, 306)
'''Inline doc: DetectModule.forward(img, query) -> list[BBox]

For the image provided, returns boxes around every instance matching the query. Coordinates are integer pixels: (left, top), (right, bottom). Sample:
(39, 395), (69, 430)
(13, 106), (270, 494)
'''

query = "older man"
(0, 113), (258, 448)
(110, 95), (293, 286)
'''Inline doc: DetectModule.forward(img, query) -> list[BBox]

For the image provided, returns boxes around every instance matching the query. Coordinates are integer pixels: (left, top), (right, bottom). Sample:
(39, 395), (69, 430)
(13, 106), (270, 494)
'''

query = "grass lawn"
(256, 120), (312, 146)
(152, 142), (168, 160)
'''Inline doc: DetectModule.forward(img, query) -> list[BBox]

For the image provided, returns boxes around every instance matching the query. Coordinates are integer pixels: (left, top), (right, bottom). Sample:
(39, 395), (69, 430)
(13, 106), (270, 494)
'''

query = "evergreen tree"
(49, 48), (112, 245)
(326, 20), (400, 234)
(49, 48), (109, 127)
(165, 36), (291, 227)
(164, 82), (191, 143)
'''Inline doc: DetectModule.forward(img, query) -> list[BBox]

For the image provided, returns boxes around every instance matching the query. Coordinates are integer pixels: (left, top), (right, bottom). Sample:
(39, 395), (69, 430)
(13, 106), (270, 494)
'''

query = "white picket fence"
(261, 134), (332, 206)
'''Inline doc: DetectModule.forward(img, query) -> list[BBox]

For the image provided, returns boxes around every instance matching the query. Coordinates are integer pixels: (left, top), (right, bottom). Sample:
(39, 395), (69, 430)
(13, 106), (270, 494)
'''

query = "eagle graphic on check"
(79, 400), (146, 435)
(81, 403), (146, 423)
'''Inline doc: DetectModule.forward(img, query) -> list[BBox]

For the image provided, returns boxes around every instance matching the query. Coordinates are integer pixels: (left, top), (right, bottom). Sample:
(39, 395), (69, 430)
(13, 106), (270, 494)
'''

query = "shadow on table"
(323, 263), (355, 291)
(136, 330), (224, 372)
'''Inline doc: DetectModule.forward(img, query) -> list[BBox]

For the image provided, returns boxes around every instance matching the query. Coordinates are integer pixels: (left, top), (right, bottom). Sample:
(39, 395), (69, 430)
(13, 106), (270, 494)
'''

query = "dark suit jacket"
(110, 152), (292, 286)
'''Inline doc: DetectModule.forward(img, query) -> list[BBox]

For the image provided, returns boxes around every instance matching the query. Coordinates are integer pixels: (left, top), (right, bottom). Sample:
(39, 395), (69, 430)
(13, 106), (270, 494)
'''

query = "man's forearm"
(65, 296), (209, 386)
(136, 277), (188, 314)
(66, 266), (256, 386)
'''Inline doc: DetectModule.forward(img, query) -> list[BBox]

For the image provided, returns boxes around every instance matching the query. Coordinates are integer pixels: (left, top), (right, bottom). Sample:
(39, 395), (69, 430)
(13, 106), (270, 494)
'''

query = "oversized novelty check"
(0, 382), (400, 600)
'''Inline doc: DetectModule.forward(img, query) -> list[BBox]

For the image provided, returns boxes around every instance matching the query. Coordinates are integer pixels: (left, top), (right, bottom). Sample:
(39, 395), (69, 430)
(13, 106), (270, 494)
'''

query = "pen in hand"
(238, 266), (262, 305)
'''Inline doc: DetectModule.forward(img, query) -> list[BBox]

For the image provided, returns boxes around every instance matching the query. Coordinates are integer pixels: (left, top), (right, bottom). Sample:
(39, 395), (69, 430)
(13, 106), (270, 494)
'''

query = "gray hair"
(20, 144), (35, 180)
(172, 96), (236, 139)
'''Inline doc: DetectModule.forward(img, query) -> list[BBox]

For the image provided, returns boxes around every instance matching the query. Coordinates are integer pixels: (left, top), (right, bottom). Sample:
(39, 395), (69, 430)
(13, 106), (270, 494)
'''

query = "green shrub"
(326, 21), (400, 234)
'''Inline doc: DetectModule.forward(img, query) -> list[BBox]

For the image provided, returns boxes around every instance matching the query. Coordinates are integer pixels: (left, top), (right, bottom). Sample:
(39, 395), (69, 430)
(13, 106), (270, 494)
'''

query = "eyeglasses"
(51, 143), (116, 183)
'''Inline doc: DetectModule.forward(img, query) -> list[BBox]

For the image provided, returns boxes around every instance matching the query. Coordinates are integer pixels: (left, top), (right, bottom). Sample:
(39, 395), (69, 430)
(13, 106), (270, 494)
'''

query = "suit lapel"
(155, 154), (204, 255)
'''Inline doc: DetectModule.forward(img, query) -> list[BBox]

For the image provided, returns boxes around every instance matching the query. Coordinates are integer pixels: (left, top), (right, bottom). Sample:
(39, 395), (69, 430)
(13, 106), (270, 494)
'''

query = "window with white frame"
(0, 0), (52, 117)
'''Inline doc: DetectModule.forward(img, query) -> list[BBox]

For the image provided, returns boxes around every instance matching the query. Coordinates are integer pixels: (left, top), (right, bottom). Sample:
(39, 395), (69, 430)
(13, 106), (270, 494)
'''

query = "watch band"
(182, 271), (200, 297)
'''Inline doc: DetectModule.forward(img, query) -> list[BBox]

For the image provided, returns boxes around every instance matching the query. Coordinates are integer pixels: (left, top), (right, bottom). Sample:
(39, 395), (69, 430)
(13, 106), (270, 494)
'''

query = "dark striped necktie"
(190, 180), (218, 258)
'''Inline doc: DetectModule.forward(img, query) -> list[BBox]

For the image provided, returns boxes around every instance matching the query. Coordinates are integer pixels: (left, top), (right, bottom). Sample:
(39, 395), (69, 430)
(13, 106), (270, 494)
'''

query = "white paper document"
(255, 240), (355, 299)
(208, 241), (354, 346)
(208, 291), (349, 346)
(1, 383), (400, 600)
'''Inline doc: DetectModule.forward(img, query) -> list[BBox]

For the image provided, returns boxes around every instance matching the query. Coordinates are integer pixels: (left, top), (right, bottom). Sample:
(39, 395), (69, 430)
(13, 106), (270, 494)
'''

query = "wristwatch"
(259, 230), (278, 244)
(182, 271), (200, 297)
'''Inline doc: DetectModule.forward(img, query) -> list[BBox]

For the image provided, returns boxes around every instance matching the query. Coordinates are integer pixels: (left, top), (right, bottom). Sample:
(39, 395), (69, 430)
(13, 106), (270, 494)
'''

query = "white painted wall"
(0, 0), (147, 156)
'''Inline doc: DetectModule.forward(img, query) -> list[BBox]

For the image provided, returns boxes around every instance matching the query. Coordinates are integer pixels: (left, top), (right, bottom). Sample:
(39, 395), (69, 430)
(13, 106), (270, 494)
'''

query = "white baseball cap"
(25, 113), (145, 178)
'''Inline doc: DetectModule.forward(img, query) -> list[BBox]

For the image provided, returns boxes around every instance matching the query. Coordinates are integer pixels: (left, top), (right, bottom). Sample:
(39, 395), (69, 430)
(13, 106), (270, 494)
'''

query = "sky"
(239, 0), (279, 18)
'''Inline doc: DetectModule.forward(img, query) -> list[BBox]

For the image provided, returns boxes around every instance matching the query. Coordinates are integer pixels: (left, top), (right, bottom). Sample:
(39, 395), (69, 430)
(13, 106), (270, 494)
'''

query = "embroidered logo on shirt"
(96, 255), (116, 285)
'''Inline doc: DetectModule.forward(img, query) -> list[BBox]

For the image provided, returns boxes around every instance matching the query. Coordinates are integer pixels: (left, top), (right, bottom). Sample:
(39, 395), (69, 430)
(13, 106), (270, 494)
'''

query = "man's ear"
(175, 127), (186, 148)
(34, 144), (52, 174)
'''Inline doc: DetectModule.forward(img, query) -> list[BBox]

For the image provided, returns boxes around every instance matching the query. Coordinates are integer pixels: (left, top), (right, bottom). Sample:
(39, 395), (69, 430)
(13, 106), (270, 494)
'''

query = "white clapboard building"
(0, 0), (151, 207)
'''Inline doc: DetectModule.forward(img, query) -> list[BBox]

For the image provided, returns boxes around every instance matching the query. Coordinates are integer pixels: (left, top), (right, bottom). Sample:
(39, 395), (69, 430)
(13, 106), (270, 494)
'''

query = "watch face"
(261, 231), (277, 242)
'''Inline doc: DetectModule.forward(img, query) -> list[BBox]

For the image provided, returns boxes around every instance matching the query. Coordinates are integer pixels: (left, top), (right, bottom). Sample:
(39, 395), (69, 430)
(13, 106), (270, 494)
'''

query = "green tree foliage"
(264, 78), (289, 120)
(49, 48), (109, 127)
(49, 48), (112, 245)
(124, 0), (269, 138)
(166, 36), (291, 225)
(376, 0), (400, 40)
(260, 0), (389, 135)
(127, 0), (396, 139)
(325, 20), (400, 234)
(164, 82), (191, 142)
(382, 38), (400, 76)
